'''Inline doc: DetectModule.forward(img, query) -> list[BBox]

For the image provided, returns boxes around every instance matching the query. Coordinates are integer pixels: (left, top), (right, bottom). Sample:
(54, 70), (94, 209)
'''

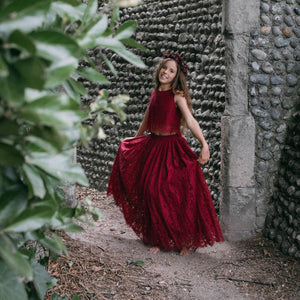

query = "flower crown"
(163, 53), (188, 76)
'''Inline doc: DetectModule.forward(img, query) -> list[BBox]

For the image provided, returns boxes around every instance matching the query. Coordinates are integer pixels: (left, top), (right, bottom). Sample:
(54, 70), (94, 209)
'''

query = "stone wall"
(248, 0), (300, 258)
(77, 0), (225, 210)
(264, 110), (300, 258)
(249, 0), (300, 230)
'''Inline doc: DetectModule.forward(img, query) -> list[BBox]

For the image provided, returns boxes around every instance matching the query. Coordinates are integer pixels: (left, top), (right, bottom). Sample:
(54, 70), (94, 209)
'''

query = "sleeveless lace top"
(147, 89), (181, 135)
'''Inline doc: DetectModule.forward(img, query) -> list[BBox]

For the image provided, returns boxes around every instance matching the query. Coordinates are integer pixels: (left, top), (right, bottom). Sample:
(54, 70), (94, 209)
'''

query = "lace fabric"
(107, 132), (224, 251)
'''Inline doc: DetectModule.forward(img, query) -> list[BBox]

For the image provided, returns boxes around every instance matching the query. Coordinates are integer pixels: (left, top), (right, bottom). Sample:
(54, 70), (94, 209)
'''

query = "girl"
(107, 53), (224, 255)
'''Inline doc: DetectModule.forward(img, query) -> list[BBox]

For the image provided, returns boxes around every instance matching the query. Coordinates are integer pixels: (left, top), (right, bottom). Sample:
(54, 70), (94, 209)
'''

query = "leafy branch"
(0, 0), (146, 299)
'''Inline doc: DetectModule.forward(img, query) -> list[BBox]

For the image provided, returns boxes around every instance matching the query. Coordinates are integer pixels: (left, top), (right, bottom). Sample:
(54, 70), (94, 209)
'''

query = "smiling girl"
(107, 53), (223, 255)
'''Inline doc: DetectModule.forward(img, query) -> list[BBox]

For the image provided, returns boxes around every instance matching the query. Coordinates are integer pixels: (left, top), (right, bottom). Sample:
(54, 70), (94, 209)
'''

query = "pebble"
(274, 37), (289, 48)
(261, 3), (270, 13)
(250, 74), (269, 85)
(262, 62), (274, 73)
(251, 107), (269, 118)
(284, 16), (294, 26)
(272, 26), (281, 36)
(286, 74), (298, 86)
(282, 27), (293, 37)
(261, 14), (271, 25)
(271, 97), (281, 106)
(271, 87), (281, 96)
(261, 26), (271, 35)
(271, 76), (285, 85)
(259, 86), (268, 95)
(270, 49), (282, 60)
(251, 49), (268, 60)
(293, 27), (300, 38)
(252, 61), (260, 71)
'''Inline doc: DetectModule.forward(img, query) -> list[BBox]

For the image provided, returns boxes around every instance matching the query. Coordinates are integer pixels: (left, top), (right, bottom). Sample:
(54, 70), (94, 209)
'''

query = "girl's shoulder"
(174, 89), (185, 98)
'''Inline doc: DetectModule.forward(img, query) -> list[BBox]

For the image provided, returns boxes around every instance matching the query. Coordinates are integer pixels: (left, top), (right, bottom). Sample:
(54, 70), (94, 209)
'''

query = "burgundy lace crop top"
(147, 89), (181, 135)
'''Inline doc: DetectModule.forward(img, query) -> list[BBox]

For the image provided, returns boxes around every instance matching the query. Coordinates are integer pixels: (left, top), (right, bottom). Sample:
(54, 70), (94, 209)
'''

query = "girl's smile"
(159, 60), (177, 89)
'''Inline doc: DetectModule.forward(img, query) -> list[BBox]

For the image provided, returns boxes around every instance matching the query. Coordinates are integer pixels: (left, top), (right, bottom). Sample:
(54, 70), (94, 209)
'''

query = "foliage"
(0, 0), (145, 299)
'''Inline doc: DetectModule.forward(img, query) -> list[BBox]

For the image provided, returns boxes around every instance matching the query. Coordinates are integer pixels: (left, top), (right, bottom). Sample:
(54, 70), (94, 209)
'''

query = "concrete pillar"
(220, 0), (260, 241)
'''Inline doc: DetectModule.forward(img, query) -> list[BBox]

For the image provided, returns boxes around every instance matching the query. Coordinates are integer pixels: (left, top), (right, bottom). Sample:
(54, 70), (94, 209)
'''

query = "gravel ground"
(46, 187), (300, 300)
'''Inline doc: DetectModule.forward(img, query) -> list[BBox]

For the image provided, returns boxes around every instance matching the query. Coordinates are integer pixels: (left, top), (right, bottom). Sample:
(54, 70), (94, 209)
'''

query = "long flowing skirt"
(107, 133), (224, 251)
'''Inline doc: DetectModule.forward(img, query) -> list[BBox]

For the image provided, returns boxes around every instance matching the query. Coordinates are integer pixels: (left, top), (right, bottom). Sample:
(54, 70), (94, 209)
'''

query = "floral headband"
(163, 53), (188, 76)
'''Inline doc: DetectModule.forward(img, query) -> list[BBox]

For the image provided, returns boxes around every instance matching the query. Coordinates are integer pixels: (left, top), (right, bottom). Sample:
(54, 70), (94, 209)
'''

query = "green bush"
(0, 0), (145, 299)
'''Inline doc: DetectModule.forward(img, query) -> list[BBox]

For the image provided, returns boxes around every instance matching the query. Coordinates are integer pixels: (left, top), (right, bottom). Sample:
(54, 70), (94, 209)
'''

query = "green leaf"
(0, 56), (8, 77)
(31, 30), (82, 61)
(0, 184), (28, 228)
(77, 14), (108, 48)
(0, 234), (33, 279)
(115, 0), (142, 8)
(39, 234), (66, 254)
(29, 126), (68, 153)
(0, 118), (19, 137)
(51, 1), (85, 22)
(97, 52), (117, 76)
(0, 70), (24, 106)
(0, 261), (28, 300)
(126, 260), (144, 266)
(82, 0), (97, 23)
(0, 0), (51, 34)
(57, 222), (84, 233)
(46, 60), (78, 88)
(109, 5), (120, 29)
(62, 80), (80, 102)
(25, 135), (58, 154)
(51, 293), (68, 300)
(121, 38), (147, 52)
(115, 20), (137, 40)
(0, 143), (24, 166)
(22, 164), (46, 198)
(30, 30), (81, 87)
(63, 78), (88, 102)
(8, 30), (36, 56)
(76, 67), (109, 83)
(20, 94), (82, 129)
(94, 36), (125, 52)
(68, 78), (88, 96)
(32, 262), (56, 300)
(115, 48), (146, 69)
(5, 206), (55, 232)
(26, 151), (89, 186)
(14, 57), (46, 90)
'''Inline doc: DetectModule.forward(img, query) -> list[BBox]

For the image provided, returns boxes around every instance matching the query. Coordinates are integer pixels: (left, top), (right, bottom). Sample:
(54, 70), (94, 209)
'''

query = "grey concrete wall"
(219, 0), (259, 241)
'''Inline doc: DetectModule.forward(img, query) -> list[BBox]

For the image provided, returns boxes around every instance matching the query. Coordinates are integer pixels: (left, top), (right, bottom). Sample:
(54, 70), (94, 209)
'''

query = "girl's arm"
(135, 105), (149, 137)
(175, 94), (210, 164)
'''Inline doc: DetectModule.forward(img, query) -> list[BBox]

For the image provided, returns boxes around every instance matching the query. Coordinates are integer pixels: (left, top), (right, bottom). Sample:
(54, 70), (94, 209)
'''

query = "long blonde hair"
(153, 57), (192, 129)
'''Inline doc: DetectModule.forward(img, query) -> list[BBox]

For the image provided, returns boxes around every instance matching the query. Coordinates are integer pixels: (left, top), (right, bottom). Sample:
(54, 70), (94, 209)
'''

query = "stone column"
(220, 0), (259, 241)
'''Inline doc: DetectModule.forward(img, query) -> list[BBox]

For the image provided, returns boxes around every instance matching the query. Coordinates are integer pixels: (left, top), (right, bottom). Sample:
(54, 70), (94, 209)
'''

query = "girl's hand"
(198, 143), (210, 165)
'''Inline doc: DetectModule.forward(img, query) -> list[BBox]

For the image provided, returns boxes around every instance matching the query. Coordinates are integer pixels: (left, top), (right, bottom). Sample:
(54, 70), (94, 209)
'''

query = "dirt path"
(48, 187), (300, 300)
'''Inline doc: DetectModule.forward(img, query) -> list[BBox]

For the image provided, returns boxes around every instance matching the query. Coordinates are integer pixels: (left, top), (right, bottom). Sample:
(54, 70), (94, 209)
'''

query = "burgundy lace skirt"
(107, 134), (224, 251)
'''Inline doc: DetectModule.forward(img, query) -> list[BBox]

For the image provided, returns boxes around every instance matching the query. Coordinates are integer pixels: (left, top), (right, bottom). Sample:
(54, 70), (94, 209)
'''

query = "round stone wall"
(77, 0), (225, 210)
(249, 0), (300, 258)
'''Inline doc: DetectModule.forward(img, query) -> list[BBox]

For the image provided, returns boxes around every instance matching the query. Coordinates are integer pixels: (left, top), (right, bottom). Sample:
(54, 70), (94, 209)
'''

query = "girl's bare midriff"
(151, 131), (177, 136)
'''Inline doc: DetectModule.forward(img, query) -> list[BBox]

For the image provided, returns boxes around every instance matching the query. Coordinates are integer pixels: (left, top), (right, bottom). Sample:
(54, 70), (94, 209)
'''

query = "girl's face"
(158, 60), (177, 88)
